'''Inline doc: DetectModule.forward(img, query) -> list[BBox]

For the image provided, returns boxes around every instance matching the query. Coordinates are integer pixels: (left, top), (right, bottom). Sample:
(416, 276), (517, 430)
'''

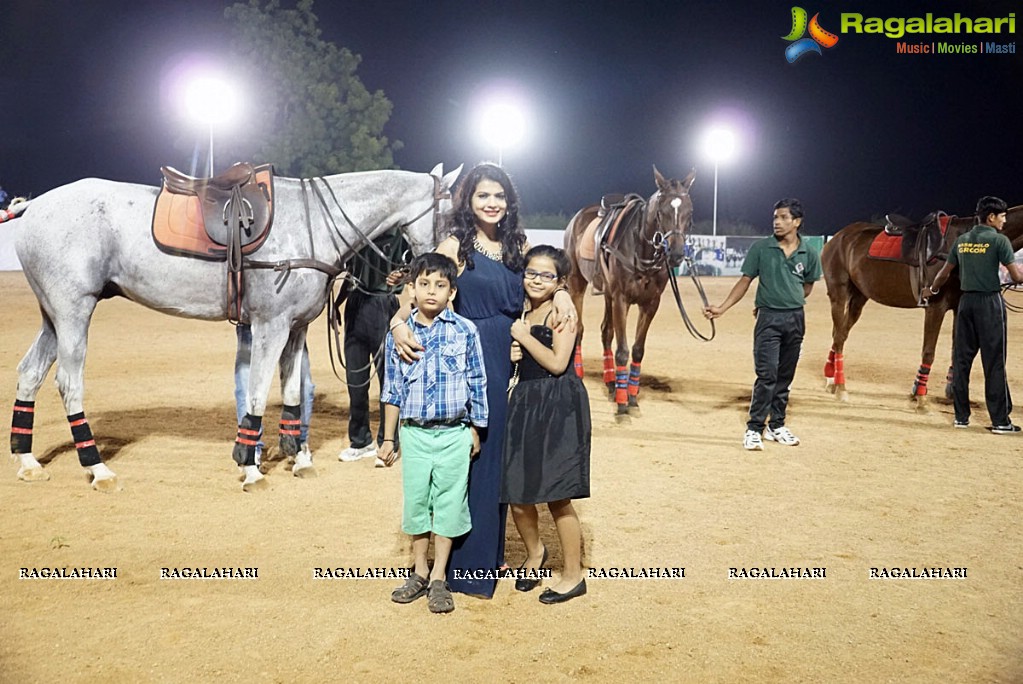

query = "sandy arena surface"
(1, 270), (1022, 683)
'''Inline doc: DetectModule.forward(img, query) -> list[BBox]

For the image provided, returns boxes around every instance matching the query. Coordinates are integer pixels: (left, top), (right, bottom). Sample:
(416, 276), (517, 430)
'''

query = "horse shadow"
(582, 369), (674, 399)
(36, 391), (349, 469)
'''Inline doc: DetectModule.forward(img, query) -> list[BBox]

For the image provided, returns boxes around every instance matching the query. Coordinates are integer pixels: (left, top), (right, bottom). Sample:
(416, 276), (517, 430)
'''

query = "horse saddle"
(868, 211), (950, 266)
(152, 162), (275, 261)
(578, 194), (644, 259)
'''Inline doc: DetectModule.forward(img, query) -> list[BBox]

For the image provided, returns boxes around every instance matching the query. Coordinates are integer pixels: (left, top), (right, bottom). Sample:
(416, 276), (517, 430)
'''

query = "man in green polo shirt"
(704, 198), (822, 451)
(924, 196), (1023, 433)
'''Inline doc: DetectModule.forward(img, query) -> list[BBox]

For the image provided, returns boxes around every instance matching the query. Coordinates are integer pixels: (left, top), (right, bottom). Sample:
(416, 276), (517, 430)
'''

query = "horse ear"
(430, 163), (444, 177)
(442, 164), (463, 190)
(683, 168), (697, 189)
(653, 165), (668, 190)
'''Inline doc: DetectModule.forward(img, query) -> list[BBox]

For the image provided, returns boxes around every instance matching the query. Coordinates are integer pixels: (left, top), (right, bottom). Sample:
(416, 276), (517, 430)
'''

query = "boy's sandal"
(391, 573), (429, 604)
(427, 580), (455, 614)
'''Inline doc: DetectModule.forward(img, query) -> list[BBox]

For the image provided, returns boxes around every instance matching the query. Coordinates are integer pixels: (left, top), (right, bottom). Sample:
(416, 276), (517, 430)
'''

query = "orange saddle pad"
(151, 165), (274, 261)
(868, 214), (951, 262)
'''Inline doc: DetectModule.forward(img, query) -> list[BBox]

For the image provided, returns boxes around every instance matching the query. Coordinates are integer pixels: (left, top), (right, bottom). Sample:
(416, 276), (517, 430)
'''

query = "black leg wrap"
(67, 412), (102, 467)
(279, 404), (301, 457)
(11, 400), (35, 453)
(234, 413), (262, 466)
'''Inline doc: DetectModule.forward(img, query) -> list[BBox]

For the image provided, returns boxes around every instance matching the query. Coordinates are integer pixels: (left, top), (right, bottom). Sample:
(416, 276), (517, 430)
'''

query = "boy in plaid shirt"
(380, 253), (488, 613)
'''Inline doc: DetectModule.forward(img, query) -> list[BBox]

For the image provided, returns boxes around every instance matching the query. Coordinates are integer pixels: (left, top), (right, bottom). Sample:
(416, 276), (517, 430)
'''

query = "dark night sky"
(1, 0), (1021, 233)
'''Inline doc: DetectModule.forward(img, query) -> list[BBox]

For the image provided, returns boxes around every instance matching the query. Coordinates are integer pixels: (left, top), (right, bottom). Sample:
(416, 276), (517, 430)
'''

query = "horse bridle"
(320, 174), (451, 385)
(650, 188), (715, 342)
(644, 190), (692, 270)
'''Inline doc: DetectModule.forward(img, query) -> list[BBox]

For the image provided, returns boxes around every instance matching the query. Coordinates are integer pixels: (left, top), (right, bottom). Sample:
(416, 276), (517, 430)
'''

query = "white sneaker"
(743, 430), (764, 451)
(338, 444), (378, 462)
(764, 426), (800, 446)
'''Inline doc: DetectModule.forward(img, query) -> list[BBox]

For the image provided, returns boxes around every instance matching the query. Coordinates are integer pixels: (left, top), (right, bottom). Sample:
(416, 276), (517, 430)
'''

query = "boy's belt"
(402, 418), (464, 429)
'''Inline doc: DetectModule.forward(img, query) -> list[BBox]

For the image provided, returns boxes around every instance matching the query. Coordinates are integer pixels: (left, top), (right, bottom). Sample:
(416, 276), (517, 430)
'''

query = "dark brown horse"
(564, 166), (695, 422)
(821, 204), (1023, 404)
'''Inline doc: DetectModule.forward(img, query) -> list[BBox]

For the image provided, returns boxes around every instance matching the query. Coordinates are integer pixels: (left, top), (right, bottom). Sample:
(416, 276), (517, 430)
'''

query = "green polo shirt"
(946, 224), (1014, 293)
(741, 235), (822, 310)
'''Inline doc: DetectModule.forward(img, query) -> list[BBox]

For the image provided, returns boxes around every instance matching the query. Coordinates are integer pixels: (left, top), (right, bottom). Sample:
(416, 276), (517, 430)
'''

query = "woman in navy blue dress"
(390, 163), (576, 598)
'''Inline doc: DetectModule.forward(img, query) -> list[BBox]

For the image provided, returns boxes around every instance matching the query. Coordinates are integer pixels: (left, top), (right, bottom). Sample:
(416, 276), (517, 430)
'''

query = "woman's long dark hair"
(448, 162), (526, 272)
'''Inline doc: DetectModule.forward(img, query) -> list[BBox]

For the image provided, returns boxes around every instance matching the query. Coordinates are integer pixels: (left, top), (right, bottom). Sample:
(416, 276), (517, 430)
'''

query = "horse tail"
(0, 197), (31, 224)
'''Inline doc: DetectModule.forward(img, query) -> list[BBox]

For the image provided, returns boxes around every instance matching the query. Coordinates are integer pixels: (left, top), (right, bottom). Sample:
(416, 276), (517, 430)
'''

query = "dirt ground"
(1, 270), (1022, 683)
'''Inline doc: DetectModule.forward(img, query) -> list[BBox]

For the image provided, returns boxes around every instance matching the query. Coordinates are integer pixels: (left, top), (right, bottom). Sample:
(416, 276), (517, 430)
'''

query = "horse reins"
(600, 190), (714, 341)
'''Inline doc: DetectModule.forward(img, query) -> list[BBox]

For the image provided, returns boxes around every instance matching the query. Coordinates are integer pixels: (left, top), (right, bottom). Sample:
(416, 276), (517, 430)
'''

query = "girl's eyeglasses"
(523, 269), (558, 283)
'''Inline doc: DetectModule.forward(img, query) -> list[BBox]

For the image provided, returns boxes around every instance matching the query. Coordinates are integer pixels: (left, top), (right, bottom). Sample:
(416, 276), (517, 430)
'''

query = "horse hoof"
(85, 463), (119, 491)
(825, 380), (837, 394)
(17, 466), (50, 482)
(92, 476), (119, 492)
(627, 405), (642, 417)
(913, 395), (929, 410)
(292, 464), (317, 479)
(837, 390), (849, 403)
(242, 476), (269, 492)
(615, 412), (632, 425)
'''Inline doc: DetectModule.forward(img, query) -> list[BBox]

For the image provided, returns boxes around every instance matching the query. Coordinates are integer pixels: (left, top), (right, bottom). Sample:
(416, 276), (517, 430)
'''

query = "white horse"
(5, 164), (460, 491)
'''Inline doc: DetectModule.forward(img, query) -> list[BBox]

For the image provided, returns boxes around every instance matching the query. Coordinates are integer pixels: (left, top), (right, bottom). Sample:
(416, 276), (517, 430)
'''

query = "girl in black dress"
(502, 245), (591, 604)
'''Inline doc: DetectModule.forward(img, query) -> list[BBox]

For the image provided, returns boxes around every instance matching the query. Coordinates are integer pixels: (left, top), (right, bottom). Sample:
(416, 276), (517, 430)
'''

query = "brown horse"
(821, 204), (1023, 404)
(564, 166), (695, 422)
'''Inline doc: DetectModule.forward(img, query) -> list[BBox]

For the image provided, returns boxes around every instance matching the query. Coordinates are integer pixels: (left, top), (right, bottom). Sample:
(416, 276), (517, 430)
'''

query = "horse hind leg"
(600, 295), (615, 399)
(569, 271), (587, 379)
(51, 300), (118, 491)
(11, 315), (58, 482)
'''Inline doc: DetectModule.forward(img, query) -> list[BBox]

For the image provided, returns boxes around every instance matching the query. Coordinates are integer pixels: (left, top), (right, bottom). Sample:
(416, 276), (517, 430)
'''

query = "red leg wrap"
(913, 363), (932, 396)
(603, 350), (615, 384)
(628, 363), (641, 398)
(573, 345), (584, 379)
(614, 365), (628, 405)
(834, 355), (845, 386)
(824, 348), (836, 379)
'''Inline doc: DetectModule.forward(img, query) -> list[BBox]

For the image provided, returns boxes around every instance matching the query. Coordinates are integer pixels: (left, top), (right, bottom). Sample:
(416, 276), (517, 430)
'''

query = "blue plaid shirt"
(382, 308), (488, 428)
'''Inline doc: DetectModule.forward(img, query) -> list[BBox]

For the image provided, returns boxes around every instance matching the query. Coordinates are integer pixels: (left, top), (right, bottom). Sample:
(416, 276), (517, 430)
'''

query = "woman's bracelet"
(382, 439), (394, 443)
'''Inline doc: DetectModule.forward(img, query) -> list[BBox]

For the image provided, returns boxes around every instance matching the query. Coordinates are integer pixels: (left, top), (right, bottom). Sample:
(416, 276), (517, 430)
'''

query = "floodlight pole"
(206, 122), (214, 177)
(712, 160), (719, 237)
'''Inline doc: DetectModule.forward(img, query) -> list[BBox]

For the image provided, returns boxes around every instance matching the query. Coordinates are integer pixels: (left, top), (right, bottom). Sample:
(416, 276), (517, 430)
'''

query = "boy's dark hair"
(774, 198), (804, 221)
(524, 244), (571, 279)
(409, 252), (458, 285)
(976, 196), (1008, 224)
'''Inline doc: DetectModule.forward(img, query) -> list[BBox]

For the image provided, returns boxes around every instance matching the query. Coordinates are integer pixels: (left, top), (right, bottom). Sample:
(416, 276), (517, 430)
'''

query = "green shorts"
(400, 423), (472, 539)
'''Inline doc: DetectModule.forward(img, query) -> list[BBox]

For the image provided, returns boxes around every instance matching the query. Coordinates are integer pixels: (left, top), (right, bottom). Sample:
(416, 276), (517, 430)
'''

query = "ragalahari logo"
(783, 7), (839, 62)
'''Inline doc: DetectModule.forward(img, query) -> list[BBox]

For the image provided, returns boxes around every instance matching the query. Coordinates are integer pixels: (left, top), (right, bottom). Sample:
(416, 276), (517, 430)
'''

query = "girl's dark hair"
(448, 162), (526, 272)
(524, 244), (571, 280)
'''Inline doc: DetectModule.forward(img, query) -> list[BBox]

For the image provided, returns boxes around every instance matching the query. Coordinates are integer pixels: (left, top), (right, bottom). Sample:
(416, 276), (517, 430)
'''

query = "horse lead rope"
(669, 255), (716, 341)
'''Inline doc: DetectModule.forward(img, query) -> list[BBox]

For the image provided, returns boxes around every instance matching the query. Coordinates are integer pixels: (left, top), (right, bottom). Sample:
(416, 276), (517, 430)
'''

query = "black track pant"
(747, 307), (805, 433)
(953, 291), (1011, 426)
(343, 291), (399, 449)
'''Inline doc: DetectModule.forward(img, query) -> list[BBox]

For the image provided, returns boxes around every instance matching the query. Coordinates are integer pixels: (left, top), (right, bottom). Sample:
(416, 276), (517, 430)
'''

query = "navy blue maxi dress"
(447, 249), (523, 598)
